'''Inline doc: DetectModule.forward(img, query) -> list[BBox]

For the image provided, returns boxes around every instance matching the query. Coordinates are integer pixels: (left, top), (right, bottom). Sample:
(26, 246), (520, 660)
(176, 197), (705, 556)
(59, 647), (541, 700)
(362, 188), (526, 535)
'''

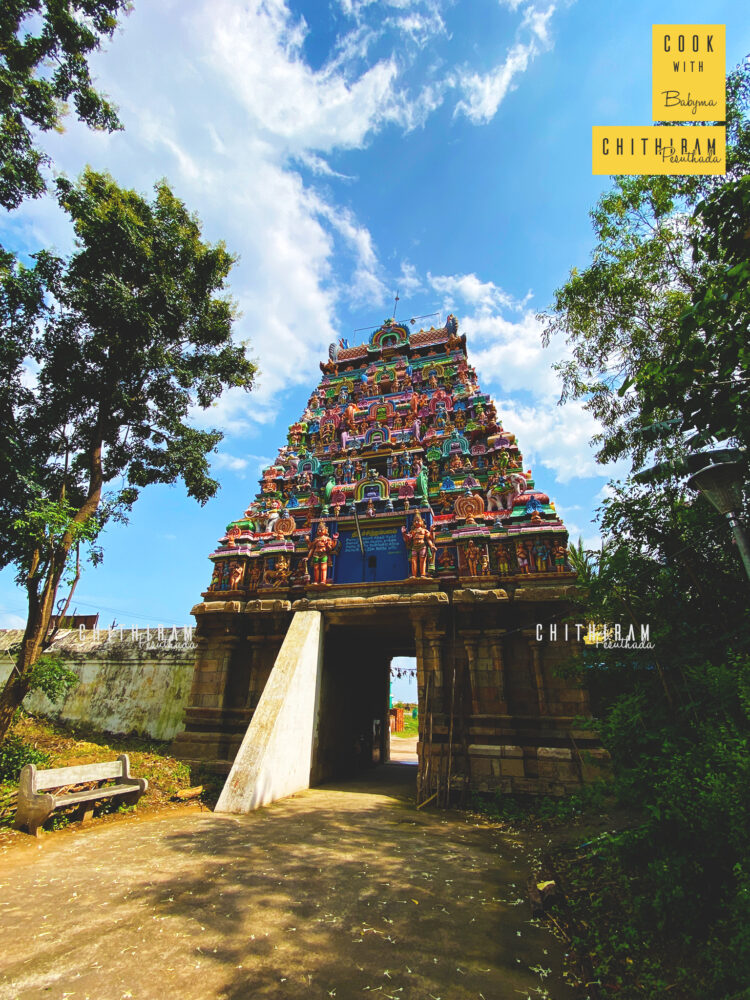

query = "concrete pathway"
(0, 765), (569, 1000)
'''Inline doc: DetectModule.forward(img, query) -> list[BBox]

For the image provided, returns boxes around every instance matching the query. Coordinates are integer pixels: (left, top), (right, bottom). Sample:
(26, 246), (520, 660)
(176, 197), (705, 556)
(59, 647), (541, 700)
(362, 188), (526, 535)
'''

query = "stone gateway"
(173, 316), (607, 808)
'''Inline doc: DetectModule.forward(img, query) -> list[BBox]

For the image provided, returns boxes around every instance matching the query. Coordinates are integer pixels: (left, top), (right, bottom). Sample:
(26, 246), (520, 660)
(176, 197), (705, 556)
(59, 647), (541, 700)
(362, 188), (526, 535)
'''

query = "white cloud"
(454, 42), (535, 124)
(428, 271), (518, 312)
(398, 260), (423, 295)
(292, 151), (354, 180)
(2, 0), (564, 460)
(316, 200), (388, 304)
(388, 7), (447, 48)
(211, 452), (249, 475)
(454, 4), (558, 123)
(4, 1), (456, 444)
(522, 3), (556, 46)
(426, 268), (626, 485)
(494, 396), (605, 483)
(469, 311), (562, 398)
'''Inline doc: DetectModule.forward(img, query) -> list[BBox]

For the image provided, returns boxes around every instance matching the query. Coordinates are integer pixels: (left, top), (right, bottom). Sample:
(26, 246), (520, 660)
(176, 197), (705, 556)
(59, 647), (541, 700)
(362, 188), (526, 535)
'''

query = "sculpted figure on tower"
(402, 513), (436, 578)
(306, 522), (339, 584)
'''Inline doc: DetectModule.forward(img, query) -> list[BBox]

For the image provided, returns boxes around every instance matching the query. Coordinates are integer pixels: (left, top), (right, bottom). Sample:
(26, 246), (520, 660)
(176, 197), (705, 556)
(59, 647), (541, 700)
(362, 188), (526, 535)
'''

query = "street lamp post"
(686, 461), (750, 581)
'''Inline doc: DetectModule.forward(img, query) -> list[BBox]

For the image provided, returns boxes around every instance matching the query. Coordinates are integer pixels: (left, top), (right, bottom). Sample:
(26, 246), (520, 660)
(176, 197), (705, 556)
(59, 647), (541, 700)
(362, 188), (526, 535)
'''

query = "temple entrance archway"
(174, 314), (609, 811)
(311, 623), (413, 784)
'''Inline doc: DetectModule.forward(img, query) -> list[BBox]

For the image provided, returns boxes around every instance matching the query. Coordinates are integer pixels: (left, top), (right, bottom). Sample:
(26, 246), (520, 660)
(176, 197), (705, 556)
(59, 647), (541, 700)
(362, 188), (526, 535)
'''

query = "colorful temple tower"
(174, 316), (606, 800)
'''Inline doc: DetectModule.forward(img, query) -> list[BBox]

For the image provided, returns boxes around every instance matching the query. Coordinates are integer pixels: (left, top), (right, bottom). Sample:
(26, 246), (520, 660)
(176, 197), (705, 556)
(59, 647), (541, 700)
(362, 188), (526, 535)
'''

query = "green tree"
(0, 0), (129, 210)
(637, 171), (750, 457)
(0, 168), (257, 739)
(540, 60), (750, 992)
(542, 60), (750, 472)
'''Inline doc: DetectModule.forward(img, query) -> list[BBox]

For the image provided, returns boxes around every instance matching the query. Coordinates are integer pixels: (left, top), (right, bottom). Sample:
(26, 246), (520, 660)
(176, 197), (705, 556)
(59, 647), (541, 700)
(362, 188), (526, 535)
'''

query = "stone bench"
(15, 754), (148, 837)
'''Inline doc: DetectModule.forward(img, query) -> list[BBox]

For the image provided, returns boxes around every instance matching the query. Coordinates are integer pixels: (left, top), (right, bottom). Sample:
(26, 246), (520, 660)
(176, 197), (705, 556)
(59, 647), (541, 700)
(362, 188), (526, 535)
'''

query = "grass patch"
(543, 834), (722, 999)
(471, 781), (615, 826)
(0, 712), (210, 833)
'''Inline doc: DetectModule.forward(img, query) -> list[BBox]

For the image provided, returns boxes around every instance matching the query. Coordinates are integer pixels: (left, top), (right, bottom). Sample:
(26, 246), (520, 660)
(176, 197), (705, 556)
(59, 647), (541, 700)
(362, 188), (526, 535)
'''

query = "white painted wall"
(0, 630), (194, 741)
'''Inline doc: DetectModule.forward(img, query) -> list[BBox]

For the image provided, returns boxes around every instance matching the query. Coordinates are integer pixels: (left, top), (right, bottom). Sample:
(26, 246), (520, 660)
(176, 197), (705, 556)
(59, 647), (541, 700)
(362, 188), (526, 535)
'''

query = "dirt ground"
(0, 763), (572, 1000)
(388, 734), (418, 764)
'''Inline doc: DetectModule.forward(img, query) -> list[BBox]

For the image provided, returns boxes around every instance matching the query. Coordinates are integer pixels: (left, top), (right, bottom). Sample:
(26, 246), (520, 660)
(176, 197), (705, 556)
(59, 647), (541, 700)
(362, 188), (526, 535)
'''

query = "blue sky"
(1, 0), (747, 695)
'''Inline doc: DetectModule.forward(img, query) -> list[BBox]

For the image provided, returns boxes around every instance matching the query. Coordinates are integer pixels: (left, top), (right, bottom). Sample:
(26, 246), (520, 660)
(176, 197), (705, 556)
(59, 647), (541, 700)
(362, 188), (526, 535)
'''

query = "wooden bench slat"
(55, 784), (138, 806)
(15, 755), (147, 837)
(34, 761), (125, 789)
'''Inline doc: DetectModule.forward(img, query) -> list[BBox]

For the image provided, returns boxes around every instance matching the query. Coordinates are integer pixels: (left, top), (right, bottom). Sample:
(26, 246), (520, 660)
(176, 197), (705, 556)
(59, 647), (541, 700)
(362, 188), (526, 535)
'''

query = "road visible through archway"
(0, 765), (570, 999)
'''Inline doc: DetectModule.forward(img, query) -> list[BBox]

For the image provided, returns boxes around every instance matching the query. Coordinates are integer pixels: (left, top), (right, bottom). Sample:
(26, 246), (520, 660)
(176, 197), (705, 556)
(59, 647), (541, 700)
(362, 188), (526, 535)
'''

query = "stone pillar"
(193, 631), (240, 711)
(243, 636), (265, 710)
(424, 625), (445, 714)
(461, 629), (481, 714)
(523, 629), (547, 716)
(412, 617), (426, 727)
(172, 629), (243, 764)
(485, 628), (508, 712)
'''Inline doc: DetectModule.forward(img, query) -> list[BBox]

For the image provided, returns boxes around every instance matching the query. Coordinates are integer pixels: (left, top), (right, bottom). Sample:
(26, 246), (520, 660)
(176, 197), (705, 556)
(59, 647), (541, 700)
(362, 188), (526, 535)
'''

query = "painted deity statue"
(228, 561), (245, 589)
(516, 540), (533, 574)
(496, 543), (513, 575)
(306, 523), (339, 584)
(247, 560), (262, 592)
(553, 542), (568, 573)
(533, 539), (550, 572)
(402, 513), (436, 579)
(415, 466), (429, 503)
(343, 403), (357, 432)
(464, 540), (480, 576)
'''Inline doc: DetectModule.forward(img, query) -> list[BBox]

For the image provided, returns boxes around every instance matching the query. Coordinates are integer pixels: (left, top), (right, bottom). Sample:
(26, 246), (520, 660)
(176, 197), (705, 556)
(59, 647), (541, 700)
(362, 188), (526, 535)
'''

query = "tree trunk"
(0, 439), (104, 744)
(0, 557), (68, 742)
(0, 614), (48, 740)
(0, 672), (31, 738)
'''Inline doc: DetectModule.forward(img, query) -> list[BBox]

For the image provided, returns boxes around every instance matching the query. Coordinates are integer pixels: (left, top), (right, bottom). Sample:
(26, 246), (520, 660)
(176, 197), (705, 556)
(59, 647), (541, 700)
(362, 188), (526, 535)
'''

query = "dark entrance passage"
(311, 624), (416, 785)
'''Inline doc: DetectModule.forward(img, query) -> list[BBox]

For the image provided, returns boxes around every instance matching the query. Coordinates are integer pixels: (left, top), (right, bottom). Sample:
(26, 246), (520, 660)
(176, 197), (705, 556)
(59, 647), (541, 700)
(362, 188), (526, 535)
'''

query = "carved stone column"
(243, 636), (265, 710)
(424, 625), (445, 715)
(484, 628), (508, 712)
(412, 617), (426, 709)
(461, 629), (481, 714)
(523, 629), (547, 716)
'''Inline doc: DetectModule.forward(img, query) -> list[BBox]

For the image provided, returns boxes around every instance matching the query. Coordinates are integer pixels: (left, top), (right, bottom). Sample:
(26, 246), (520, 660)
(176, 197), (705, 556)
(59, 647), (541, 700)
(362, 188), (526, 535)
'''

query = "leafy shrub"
(26, 655), (79, 704)
(0, 734), (51, 783)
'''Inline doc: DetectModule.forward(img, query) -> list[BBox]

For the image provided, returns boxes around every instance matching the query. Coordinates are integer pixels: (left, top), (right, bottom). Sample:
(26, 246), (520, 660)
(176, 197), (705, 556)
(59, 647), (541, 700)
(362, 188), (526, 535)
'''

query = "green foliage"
(539, 59), (750, 996)
(472, 780), (612, 825)
(0, 733), (50, 782)
(638, 171), (750, 457)
(542, 58), (750, 474)
(1, 167), (257, 561)
(0, 167), (257, 740)
(26, 655), (78, 704)
(552, 683), (750, 997)
(0, 0), (130, 210)
(561, 485), (750, 995)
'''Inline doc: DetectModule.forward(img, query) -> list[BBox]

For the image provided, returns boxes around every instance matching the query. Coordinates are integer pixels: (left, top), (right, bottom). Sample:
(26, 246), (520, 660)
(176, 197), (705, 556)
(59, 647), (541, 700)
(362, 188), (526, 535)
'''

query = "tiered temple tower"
(174, 316), (606, 799)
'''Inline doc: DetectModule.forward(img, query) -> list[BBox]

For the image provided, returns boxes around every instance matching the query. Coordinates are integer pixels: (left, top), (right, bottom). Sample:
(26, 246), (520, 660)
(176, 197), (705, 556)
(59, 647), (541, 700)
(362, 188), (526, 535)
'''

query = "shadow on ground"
(0, 764), (569, 1000)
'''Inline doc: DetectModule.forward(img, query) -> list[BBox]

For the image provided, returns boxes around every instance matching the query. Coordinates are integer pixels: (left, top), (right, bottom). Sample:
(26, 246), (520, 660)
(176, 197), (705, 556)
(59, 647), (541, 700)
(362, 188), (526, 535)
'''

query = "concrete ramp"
(215, 610), (323, 813)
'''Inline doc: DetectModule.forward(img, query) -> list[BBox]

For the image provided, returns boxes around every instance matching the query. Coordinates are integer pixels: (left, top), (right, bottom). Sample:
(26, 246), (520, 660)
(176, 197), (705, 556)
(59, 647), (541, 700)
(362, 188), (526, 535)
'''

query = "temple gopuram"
(174, 315), (606, 805)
